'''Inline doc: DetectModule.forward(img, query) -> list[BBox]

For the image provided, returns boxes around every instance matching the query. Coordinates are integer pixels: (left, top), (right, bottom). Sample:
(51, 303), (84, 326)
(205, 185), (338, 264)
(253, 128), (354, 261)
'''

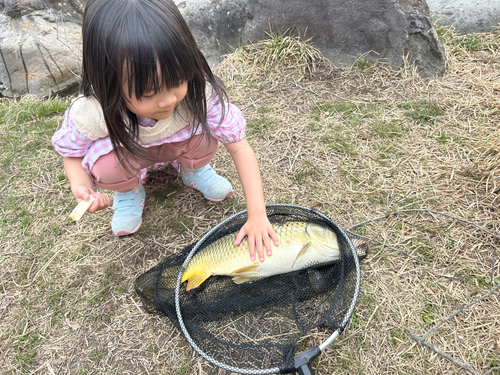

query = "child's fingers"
(248, 239), (256, 261)
(263, 235), (273, 257)
(270, 227), (279, 246)
(254, 235), (265, 262)
(234, 229), (246, 246)
(88, 195), (101, 213)
(103, 194), (111, 208)
(89, 194), (110, 212)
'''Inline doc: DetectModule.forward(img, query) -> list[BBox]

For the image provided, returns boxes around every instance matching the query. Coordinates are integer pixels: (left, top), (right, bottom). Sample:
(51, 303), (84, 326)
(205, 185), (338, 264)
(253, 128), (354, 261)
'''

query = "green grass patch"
(436, 130), (448, 144)
(375, 145), (409, 162)
(398, 100), (443, 124)
(91, 347), (105, 362)
(0, 97), (69, 178)
(294, 160), (322, 184)
(455, 34), (483, 52)
(390, 329), (405, 347)
(421, 302), (436, 325)
(371, 120), (406, 138)
(257, 106), (273, 114)
(354, 58), (372, 71)
(246, 115), (274, 136)
(0, 97), (68, 124)
(320, 135), (355, 154)
(434, 21), (453, 43)
(151, 184), (183, 204)
(12, 328), (41, 372)
(169, 217), (194, 232)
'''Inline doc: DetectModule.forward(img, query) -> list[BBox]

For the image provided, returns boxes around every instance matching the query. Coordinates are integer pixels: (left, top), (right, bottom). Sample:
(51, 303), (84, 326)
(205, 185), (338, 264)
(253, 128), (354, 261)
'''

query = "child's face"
(123, 81), (188, 120)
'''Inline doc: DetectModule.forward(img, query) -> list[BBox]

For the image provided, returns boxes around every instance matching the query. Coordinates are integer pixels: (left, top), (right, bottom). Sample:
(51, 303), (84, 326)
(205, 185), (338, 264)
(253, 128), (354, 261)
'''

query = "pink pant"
(91, 134), (218, 191)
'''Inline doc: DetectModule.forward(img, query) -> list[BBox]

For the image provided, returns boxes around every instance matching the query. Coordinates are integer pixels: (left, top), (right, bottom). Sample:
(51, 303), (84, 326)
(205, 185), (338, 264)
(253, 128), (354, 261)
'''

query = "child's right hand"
(72, 185), (111, 213)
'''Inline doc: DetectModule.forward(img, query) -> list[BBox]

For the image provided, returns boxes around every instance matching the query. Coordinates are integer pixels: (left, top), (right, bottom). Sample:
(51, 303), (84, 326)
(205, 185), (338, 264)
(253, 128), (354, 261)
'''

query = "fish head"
(307, 224), (340, 260)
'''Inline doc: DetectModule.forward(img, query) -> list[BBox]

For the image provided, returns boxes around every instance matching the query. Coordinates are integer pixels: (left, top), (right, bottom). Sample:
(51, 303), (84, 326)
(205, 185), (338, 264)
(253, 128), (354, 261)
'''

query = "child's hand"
(234, 216), (279, 262)
(73, 185), (111, 213)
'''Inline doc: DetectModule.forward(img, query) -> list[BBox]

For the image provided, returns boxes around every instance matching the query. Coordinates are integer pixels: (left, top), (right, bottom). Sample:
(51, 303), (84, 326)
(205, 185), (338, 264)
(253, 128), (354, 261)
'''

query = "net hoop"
(174, 204), (361, 374)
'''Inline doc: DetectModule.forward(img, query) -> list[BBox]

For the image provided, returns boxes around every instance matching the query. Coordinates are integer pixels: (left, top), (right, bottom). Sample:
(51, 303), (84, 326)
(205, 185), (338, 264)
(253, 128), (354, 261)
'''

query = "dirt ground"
(1, 27), (499, 374)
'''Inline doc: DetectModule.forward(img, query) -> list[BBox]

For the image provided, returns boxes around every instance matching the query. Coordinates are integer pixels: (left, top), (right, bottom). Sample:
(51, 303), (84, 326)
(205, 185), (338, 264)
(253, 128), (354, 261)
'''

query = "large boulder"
(0, 0), (84, 97)
(1, 0), (446, 98)
(178, 0), (446, 78)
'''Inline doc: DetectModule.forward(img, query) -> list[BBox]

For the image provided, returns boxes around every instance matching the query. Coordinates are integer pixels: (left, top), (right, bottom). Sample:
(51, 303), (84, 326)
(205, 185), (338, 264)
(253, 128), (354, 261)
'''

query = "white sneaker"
(111, 185), (145, 236)
(181, 165), (233, 202)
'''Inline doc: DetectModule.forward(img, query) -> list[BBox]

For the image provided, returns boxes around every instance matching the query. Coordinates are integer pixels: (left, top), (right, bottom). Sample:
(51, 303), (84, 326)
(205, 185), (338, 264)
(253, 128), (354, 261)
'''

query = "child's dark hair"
(80, 0), (227, 165)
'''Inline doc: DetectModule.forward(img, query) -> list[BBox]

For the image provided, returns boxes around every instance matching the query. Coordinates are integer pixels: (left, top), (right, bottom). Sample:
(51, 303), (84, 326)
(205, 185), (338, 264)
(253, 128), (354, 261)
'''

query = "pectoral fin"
(230, 265), (259, 275)
(232, 275), (260, 284)
(291, 240), (313, 268)
(231, 265), (260, 284)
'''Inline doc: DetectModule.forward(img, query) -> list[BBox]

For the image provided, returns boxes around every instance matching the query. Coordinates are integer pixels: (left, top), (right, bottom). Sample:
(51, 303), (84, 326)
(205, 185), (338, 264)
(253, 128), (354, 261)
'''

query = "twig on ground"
(346, 230), (416, 258)
(420, 282), (500, 341)
(411, 279), (500, 375)
(410, 332), (483, 375)
(348, 209), (500, 242)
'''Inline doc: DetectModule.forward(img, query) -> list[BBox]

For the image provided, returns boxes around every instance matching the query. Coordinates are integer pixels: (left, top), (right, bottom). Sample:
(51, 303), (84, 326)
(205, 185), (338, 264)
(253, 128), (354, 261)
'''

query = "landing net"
(135, 204), (360, 374)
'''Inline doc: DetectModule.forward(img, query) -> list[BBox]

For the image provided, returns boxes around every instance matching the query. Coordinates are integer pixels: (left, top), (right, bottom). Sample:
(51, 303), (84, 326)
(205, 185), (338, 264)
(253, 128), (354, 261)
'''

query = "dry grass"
(1, 26), (499, 374)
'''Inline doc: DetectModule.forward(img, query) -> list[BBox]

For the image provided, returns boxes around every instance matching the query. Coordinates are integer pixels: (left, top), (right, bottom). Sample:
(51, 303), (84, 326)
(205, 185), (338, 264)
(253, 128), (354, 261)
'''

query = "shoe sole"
(183, 182), (233, 202)
(114, 219), (143, 237)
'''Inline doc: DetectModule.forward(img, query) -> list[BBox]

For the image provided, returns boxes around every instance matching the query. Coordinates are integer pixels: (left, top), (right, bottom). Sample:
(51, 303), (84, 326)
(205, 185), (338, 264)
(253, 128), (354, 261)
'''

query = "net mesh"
(135, 205), (360, 374)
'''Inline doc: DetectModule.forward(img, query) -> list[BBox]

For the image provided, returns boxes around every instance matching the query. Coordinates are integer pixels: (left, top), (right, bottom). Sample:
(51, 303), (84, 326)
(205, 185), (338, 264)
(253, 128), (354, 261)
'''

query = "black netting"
(135, 205), (360, 374)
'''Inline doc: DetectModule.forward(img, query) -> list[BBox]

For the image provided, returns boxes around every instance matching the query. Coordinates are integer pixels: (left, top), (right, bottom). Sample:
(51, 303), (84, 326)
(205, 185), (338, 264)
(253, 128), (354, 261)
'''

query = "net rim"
(174, 204), (361, 375)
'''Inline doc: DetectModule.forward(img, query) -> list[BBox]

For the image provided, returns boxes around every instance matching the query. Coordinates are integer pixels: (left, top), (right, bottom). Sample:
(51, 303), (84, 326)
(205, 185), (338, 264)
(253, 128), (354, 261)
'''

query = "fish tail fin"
(182, 270), (213, 291)
(186, 272), (212, 291)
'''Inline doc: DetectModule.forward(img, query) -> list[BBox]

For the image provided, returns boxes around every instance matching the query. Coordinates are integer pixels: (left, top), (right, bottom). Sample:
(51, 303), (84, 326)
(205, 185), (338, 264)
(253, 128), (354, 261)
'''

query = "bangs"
(122, 53), (195, 100)
(116, 0), (198, 99)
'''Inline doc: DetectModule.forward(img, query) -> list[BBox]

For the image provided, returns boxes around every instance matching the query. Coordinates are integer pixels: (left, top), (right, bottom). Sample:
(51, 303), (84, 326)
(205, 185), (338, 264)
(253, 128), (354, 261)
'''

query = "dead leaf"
(65, 317), (81, 331)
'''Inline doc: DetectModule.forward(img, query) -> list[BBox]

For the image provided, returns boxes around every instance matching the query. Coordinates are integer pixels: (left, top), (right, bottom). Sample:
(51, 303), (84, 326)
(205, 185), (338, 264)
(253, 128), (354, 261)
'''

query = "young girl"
(52, 0), (278, 262)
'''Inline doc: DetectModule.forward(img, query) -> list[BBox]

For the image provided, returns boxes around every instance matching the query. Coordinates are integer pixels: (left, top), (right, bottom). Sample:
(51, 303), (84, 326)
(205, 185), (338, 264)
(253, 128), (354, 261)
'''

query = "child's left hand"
(234, 216), (279, 262)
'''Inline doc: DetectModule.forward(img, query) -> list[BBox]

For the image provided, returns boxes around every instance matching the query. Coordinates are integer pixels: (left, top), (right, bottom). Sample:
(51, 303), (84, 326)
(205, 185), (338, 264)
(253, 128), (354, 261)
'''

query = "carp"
(181, 221), (340, 291)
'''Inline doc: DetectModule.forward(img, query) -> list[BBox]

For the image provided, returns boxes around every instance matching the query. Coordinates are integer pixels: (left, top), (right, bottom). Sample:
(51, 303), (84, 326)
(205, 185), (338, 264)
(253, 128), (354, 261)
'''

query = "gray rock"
(0, 1), (83, 97)
(427, 0), (500, 34)
(176, 0), (446, 78)
(175, 0), (248, 68)
(1, 0), (446, 98)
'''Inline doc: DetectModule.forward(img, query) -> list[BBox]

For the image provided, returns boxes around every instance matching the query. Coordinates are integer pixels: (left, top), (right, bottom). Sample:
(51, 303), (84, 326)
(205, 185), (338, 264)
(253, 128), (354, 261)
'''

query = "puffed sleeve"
(206, 90), (246, 144)
(52, 109), (94, 158)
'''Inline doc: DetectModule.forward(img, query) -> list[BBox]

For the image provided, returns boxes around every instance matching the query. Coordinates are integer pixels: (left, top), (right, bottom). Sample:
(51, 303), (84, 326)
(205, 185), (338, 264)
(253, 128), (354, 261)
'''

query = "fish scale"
(181, 222), (340, 291)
